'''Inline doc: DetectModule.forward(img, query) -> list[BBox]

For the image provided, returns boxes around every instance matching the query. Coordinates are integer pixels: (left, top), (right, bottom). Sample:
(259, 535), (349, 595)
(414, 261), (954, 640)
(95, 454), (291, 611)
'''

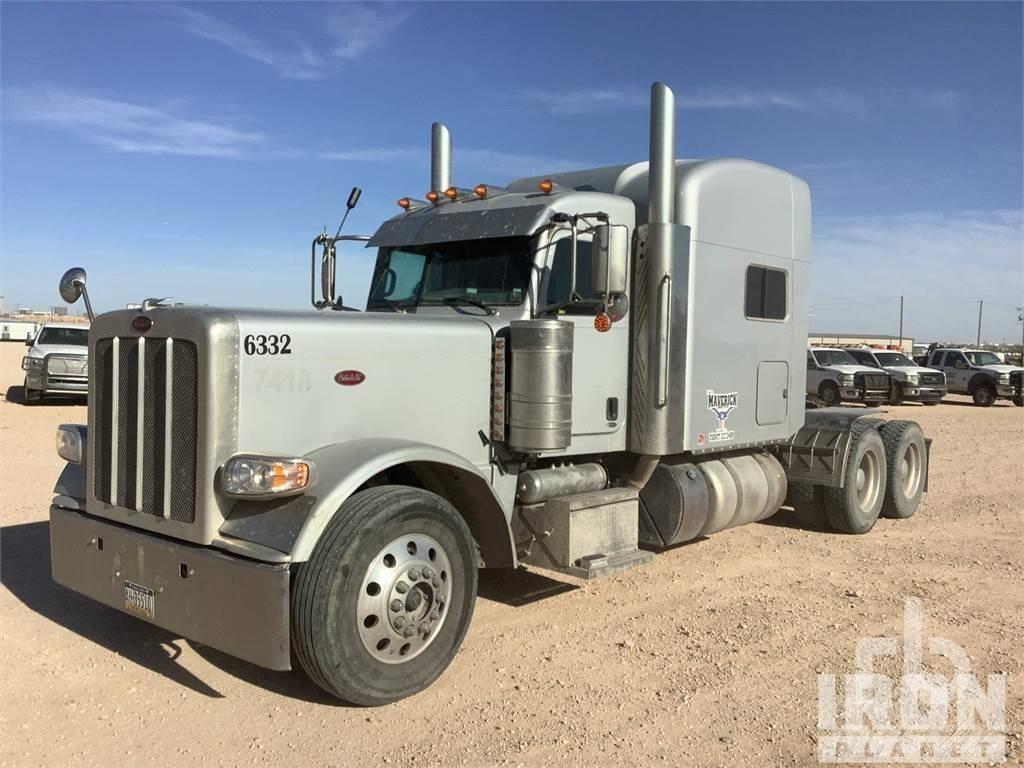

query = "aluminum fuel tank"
(507, 319), (574, 453)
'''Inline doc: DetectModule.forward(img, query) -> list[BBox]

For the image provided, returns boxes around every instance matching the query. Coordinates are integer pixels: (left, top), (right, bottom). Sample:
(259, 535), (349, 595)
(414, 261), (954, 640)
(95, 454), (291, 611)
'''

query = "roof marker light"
(444, 187), (458, 200)
(426, 191), (440, 203)
(397, 197), (411, 210)
(474, 184), (488, 198)
(539, 179), (554, 194)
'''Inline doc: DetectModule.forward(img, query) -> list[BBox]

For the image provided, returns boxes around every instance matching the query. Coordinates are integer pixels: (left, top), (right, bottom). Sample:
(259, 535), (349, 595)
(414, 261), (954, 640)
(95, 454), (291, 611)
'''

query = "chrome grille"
(1011, 370), (1023, 393)
(93, 336), (199, 522)
(45, 355), (88, 375)
(856, 373), (889, 391)
(920, 372), (944, 386)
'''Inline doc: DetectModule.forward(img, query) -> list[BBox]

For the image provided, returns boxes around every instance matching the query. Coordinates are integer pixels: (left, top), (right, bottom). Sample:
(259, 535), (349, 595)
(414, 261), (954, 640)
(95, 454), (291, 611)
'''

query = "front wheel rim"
(357, 533), (453, 664)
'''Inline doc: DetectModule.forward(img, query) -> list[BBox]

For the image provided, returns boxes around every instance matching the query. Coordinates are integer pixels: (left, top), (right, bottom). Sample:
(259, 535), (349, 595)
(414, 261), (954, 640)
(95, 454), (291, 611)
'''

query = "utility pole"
(898, 295), (904, 351)
(1018, 306), (1024, 364)
(976, 300), (983, 347)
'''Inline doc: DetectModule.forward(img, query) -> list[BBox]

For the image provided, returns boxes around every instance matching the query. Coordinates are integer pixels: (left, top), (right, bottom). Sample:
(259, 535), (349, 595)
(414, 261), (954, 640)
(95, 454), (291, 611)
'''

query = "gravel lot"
(1, 340), (1021, 767)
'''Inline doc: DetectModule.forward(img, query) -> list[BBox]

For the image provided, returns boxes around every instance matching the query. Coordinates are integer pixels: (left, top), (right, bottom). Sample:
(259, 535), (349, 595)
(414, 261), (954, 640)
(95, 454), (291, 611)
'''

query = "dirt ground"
(1, 340), (1021, 767)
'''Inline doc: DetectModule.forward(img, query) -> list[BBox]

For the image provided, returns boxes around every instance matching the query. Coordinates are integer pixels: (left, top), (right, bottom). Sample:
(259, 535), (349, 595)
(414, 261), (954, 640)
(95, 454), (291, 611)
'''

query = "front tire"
(819, 381), (841, 407)
(972, 383), (996, 407)
(291, 486), (478, 706)
(823, 420), (887, 534)
(879, 420), (927, 519)
(888, 382), (904, 406)
(1013, 396), (1023, 407)
(22, 380), (42, 405)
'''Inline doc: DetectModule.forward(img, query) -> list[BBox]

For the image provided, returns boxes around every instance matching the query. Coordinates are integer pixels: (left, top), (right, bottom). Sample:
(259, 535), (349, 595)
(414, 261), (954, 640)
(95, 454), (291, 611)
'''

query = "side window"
(372, 249), (425, 304)
(545, 236), (595, 311)
(745, 266), (787, 320)
(851, 351), (875, 367)
(933, 352), (946, 367)
(807, 351), (816, 369)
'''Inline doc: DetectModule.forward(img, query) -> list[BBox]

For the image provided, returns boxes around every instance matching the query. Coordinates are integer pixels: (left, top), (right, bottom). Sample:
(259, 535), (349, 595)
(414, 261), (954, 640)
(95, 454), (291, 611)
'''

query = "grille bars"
(163, 338), (174, 519)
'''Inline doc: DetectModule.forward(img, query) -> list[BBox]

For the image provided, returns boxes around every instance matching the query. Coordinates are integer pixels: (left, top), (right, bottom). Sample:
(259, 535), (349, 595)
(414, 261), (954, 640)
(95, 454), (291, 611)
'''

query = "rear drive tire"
(819, 381), (840, 407)
(879, 420), (927, 519)
(291, 486), (478, 706)
(888, 382), (904, 406)
(787, 481), (830, 530)
(823, 420), (887, 534)
(972, 383), (996, 407)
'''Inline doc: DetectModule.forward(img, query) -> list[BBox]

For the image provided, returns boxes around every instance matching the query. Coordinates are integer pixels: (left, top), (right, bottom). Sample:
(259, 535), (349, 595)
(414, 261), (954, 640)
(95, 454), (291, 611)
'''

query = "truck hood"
(824, 364), (882, 376)
(26, 343), (89, 359)
(884, 364), (942, 376)
(976, 364), (1023, 376)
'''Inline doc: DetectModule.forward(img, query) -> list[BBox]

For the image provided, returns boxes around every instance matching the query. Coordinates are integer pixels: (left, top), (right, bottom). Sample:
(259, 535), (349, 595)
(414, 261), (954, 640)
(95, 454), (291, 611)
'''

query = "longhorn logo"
(706, 390), (738, 430)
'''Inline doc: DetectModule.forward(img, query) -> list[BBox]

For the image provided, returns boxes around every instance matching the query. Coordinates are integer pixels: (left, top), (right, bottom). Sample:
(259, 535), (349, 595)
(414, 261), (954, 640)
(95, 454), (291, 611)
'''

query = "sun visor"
(368, 204), (552, 247)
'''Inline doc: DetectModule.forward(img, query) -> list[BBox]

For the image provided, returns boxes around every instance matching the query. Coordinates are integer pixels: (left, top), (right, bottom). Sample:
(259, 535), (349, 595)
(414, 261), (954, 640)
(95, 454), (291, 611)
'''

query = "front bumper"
(26, 369), (88, 395)
(860, 389), (889, 403)
(50, 505), (291, 670)
(902, 386), (946, 402)
(996, 383), (1019, 398)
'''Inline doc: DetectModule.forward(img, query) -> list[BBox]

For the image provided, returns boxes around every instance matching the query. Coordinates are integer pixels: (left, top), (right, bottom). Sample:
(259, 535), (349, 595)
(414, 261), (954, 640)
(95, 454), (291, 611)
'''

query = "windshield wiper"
(443, 296), (495, 315)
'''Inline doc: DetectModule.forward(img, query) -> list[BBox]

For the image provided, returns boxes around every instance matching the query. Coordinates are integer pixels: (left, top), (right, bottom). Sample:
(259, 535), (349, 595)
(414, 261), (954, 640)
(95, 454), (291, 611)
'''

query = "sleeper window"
(745, 266), (787, 320)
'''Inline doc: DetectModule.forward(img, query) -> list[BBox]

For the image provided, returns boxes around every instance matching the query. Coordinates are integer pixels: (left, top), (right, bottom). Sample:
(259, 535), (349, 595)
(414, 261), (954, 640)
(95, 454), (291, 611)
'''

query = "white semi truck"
(49, 83), (931, 706)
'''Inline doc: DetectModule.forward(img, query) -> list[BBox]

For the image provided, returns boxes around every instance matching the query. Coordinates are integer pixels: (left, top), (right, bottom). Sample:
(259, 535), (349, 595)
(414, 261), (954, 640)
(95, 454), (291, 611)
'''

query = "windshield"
(36, 327), (88, 346)
(813, 349), (859, 366)
(367, 237), (532, 310)
(875, 352), (915, 366)
(965, 351), (1002, 366)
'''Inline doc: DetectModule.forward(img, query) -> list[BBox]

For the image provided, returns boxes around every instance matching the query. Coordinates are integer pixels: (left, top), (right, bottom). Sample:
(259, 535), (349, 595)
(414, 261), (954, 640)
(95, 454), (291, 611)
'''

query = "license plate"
(124, 580), (155, 620)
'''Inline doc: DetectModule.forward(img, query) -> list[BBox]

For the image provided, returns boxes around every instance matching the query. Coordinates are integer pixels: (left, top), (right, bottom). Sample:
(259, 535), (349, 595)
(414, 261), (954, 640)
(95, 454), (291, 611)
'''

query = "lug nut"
(395, 581), (409, 594)
(421, 568), (433, 580)
(407, 567), (420, 581)
(419, 622), (429, 633)
(394, 616), (406, 628)
(390, 599), (403, 612)
(431, 576), (441, 587)
(430, 610), (439, 621)
(403, 625), (415, 638)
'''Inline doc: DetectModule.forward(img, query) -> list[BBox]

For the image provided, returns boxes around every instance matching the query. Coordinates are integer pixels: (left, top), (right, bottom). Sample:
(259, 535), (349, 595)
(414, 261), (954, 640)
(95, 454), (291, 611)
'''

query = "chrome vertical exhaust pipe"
(431, 122), (451, 194)
(648, 82), (676, 224)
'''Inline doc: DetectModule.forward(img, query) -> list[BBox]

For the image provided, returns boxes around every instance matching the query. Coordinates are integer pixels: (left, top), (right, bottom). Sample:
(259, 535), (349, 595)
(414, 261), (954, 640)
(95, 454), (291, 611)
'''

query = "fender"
(966, 371), (995, 393)
(288, 437), (516, 567)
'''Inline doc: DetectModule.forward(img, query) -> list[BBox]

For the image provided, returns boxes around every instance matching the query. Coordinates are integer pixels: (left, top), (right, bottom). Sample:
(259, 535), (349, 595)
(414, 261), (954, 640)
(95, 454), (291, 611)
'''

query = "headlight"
(906, 373), (919, 385)
(56, 424), (87, 464)
(997, 373), (1010, 382)
(222, 455), (313, 498)
(840, 374), (855, 385)
(22, 356), (42, 371)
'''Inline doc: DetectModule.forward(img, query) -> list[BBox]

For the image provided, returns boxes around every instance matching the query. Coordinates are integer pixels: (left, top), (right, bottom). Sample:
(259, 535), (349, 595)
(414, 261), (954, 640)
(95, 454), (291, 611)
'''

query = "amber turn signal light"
(594, 313), (612, 333)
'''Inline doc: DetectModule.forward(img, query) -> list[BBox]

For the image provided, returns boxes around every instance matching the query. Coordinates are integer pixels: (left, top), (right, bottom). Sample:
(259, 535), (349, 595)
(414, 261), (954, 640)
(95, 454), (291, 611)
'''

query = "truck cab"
(844, 347), (945, 405)
(805, 347), (890, 406)
(927, 348), (1023, 406)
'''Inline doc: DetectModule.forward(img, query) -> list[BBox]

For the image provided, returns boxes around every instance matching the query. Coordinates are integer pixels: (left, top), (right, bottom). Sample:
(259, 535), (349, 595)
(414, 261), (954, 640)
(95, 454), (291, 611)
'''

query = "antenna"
(333, 187), (362, 239)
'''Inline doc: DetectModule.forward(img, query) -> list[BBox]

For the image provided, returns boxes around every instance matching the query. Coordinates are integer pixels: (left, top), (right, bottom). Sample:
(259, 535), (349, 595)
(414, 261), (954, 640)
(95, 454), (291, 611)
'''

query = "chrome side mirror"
(592, 223), (628, 298)
(58, 267), (95, 321)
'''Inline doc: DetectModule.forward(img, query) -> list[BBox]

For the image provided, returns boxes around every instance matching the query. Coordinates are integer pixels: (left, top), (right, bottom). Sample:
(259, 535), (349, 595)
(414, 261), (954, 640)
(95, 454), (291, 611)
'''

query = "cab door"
(538, 229), (628, 453)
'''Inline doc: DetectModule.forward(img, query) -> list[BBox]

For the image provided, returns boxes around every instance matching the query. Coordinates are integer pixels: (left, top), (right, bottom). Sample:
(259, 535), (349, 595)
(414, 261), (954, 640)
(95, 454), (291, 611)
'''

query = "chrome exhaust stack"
(648, 82), (676, 224)
(431, 122), (452, 194)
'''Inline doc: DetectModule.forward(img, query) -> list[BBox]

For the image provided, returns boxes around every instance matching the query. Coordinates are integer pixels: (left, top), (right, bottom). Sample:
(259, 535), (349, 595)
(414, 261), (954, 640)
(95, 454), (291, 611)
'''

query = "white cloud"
(811, 209), (1024, 342)
(321, 147), (588, 177)
(523, 85), (963, 118)
(164, 3), (409, 79)
(3, 86), (263, 157)
(326, 3), (411, 60)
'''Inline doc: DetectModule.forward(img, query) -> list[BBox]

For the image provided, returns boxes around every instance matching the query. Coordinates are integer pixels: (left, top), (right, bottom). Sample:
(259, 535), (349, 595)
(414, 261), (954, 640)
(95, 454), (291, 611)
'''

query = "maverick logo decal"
(706, 390), (738, 443)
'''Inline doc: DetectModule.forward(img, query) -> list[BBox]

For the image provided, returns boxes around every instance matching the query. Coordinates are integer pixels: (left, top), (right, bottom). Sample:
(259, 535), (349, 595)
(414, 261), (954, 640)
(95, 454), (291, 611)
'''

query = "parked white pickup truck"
(806, 348), (890, 406)
(21, 322), (90, 403)
(926, 348), (1023, 407)
(844, 348), (945, 406)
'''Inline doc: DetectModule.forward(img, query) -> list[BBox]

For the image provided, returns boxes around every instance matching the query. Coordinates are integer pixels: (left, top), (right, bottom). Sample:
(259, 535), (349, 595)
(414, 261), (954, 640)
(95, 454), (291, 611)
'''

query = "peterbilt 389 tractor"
(49, 83), (932, 706)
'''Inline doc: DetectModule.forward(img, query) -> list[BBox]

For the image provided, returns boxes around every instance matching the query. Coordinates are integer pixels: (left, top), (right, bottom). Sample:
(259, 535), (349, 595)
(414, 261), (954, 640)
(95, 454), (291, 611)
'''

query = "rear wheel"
(879, 420), (926, 519)
(819, 381), (840, 407)
(823, 420), (887, 534)
(787, 481), (830, 530)
(291, 486), (478, 706)
(972, 383), (996, 407)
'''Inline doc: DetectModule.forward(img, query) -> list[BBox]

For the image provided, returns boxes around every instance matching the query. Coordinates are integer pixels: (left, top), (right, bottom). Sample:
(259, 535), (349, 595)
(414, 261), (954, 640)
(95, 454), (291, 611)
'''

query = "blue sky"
(2, 1), (1022, 342)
